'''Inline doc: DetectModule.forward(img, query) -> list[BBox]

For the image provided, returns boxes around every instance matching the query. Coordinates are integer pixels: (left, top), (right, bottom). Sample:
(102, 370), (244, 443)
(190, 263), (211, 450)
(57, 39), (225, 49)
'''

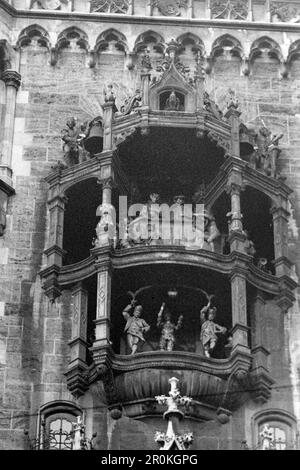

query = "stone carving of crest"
(90, 0), (129, 13)
(30, 0), (67, 9)
(152, 0), (188, 16)
(270, 2), (300, 22)
(211, 0), (248, 20)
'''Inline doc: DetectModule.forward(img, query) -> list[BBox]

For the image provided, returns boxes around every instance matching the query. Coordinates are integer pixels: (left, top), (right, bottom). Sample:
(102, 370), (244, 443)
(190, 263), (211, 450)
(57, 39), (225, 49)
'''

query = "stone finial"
(155, 377), (193, 450)
(2, 70), (21, 90)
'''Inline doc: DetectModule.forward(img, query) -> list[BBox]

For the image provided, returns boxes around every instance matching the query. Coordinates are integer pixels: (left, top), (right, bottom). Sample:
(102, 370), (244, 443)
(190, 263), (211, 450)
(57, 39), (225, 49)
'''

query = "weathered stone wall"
(0, 5), (300, 449)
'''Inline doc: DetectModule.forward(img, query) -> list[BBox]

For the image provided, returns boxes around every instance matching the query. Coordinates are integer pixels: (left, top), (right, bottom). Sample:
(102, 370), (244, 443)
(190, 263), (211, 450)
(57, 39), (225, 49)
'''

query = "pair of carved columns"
(0, 70), (21, 182)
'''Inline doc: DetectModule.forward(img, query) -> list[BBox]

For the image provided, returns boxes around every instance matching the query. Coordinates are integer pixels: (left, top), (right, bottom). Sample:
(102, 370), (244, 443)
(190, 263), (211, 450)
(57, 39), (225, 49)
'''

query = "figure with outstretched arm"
(200, 298), (226, 357)
(157, 302), (183, 351)
(122, 300), (150, 355)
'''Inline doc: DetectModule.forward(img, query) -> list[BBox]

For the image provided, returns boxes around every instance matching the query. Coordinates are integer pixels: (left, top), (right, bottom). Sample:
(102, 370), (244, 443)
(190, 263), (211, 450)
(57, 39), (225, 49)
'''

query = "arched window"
(34, 401), (82, 450)
(252, 409), (297, 450)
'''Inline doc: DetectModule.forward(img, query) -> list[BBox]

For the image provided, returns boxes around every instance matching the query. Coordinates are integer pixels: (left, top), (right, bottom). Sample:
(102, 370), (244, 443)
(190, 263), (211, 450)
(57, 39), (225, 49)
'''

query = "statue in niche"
(255, 126), (283, 178)
(164, 90), (181, 111)
(157, 302), (183, 351)
(122, 300), (151, 354)
(61, 117), (89, 166)
(128, 192), (161, 245)
(200, 298), (227, 357)
(95, 203), (116, 248)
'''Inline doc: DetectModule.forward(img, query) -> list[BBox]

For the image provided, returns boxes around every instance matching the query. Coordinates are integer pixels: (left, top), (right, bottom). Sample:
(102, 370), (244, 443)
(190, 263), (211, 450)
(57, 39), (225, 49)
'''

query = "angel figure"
(122, 300), (150, 355)
(157, 302), (183, 351)
(200, 298), (227, 357)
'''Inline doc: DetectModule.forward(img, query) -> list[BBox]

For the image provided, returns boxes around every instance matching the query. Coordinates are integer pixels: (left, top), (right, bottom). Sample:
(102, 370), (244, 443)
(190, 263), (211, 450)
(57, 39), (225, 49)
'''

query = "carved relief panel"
(211, 0), (249, 20)
(151, 0), (188, 16)
(270, 2), (300, 22)
(90, 0), (130, 13)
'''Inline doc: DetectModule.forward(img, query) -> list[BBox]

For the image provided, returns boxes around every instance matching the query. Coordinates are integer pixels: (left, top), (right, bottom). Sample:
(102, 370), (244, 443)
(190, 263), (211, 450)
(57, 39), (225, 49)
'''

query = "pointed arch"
(134, 30), (165, 54)
(95, 28), (128, 53)
(211, 34), (244, 60)
(249, 36), (282, 62)
(176, 32), (205, 56)
(17, 24), (51, 50)
(56, 26), (90, 53)
(287, 39), (300, 64)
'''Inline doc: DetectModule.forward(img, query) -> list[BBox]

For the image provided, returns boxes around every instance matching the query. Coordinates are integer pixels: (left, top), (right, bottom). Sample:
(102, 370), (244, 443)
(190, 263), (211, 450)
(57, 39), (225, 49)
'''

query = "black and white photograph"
(0, 0), (300, 454)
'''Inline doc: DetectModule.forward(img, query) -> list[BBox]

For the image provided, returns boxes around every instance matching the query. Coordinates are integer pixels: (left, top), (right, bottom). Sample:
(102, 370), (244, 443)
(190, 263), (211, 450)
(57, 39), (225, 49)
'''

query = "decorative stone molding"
(211, 0), (249, 20)
(152, 0), (188, 16)
(2, 69), (21, 89)
(211, 34), (244, 60)
(95, 29), (128, 54)
(270, 1), (300, 23)
(90, 0), (130, 13)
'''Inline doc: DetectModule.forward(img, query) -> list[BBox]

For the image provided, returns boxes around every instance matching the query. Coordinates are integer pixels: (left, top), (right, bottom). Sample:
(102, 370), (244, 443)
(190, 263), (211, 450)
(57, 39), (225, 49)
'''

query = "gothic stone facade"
(1, 0), (300, 451)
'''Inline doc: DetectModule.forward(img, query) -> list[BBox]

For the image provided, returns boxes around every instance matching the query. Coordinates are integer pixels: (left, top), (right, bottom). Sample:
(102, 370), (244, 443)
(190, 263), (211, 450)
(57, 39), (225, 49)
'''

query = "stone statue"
(165, 89), (180, 111)
(61, 117), (89, 166)
(128, 192), (161, 244)
(122, 300), (151, 354)
(204, 210), (220, 251)
(95, 203), (116, 248)
(200, 299), (227, 357)
(120, 89), (143, 115)
(157, 302), (183, 351)
(243, 230), (256, 257)
(203, 92), (223, 119)
(255, 126), (283, 178)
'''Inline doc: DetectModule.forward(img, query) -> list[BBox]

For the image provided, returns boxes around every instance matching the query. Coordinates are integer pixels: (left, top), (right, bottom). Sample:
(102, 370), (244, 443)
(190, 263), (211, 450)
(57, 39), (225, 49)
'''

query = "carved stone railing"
(3, 0), (300, 24)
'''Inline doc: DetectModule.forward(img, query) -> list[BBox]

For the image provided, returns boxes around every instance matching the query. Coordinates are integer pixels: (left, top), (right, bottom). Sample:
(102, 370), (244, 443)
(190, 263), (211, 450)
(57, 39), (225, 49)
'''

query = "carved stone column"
(271, 205), (291, 277)
(69, 282), (88, 366)
(102, 89), (117, 151)
(230, 272), (250, 353)
(141, 71), (151, 107)
(227, 181), (246, 253)
(224, 99), (241, 159)
(0, 70), (21, 182)
(102, 176), (113, 205)
(94, 264), (112, 348)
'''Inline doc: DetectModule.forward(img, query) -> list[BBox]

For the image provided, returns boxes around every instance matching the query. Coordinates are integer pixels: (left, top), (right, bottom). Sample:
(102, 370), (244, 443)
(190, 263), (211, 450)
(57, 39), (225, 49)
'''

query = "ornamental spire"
(155, 377), (193, 451)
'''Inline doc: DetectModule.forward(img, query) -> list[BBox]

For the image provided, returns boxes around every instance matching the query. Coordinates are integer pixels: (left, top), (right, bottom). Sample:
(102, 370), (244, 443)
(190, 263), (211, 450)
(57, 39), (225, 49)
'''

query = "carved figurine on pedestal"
(255, 126), (283, 178)
(200, 299), (227, 357)
(122, 300), (151, 355)
(61, 117), (89, 166)
(95, 203), (116, 248)
(157, 302), (183, 351)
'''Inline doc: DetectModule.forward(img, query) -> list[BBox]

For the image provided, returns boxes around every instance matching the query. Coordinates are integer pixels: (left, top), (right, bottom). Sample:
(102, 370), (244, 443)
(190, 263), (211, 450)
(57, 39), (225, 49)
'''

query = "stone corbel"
(241, 57), (250, 76)
(89, 49), (96, 68)
(50, 47), (58, 66)
(280, 60), (289, 79)
(126, 51), (136, 70)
